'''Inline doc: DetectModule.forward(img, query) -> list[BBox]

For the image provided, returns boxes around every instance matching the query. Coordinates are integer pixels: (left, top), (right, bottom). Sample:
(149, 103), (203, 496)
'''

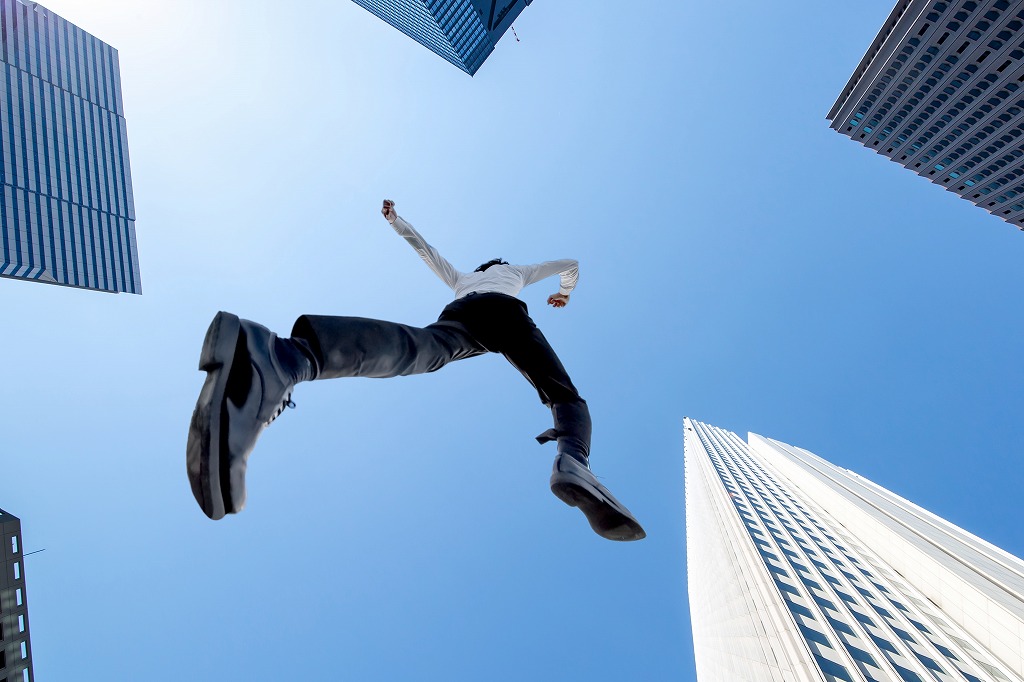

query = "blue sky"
(3, 0), (1024, 679)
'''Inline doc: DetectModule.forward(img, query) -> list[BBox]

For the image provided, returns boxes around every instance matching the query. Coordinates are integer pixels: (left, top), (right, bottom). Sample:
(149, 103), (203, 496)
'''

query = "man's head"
(475, 258), (508, 273)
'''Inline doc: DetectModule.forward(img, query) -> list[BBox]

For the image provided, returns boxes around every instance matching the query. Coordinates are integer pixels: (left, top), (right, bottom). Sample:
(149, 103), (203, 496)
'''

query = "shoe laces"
(267, 393), (297, 425)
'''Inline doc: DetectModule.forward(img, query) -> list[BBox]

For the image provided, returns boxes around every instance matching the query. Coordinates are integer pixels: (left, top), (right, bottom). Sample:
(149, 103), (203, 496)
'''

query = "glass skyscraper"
(0, 508), (32, 682)
(686, 417), (1024, 681)
(349, 0), (535, 75)
(828, 0), (1024, 232)
(0, 0), (139, 294)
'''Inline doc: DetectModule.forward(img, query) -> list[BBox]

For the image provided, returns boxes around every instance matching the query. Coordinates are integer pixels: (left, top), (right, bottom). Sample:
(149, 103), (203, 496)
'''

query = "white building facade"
(685, 418), (1024, 682)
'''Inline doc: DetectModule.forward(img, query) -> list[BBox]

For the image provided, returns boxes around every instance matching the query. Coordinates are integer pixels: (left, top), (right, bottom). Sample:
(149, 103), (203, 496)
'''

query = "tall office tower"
(685, 417), (1024, 682)
(0, 508), (33, 682)
(827, 0), (1024, 232)
(0, 0), (139, 293)
(349, 0), (534, 75)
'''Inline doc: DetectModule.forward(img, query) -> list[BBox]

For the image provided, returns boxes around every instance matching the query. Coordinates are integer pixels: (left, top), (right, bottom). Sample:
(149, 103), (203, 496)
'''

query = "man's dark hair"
(475, 258), (509, 273)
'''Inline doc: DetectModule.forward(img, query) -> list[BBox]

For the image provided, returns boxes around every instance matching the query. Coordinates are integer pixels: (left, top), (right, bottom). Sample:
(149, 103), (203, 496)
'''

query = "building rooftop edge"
(826, 0), (931, 122)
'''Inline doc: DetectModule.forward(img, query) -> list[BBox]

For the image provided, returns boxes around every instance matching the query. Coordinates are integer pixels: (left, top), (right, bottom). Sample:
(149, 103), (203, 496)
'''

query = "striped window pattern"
(0, 0), (138, 293)
(690, 421), (1003, 682)
(349, 0), (532, 76)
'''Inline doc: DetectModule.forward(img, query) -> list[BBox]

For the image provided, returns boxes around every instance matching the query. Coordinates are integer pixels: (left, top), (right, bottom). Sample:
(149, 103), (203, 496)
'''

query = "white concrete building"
(685, 418), (1024, 682)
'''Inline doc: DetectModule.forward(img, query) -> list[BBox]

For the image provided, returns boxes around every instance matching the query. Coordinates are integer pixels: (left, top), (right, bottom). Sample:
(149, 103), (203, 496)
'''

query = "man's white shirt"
(389, 215), (579, 299)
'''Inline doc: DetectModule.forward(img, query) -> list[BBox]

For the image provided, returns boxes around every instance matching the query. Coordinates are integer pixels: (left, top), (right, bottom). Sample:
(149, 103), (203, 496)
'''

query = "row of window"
(871, 20), (1020, 150)
(359, 0), (464, 61)
(1, 63), (133, 218)
(0, 640), (31, 669)
(352, 0), (490, 72)
(0, 0), (123, 114)
(1, 184), (139, 292)
(836, 1), (1024, 225)
(849, 0), (1024, 161)
(914, 103), (1024, 177)
(696, 425), (1002, 682)
(704, 436), (872, 681)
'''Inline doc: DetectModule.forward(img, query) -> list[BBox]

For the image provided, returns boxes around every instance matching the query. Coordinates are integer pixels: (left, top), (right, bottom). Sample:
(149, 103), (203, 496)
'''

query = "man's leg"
(455, 295), (645, 541)
(291, 315), (483, 379)
(500, 326), (645, 542)
(187, 311), (482, 520)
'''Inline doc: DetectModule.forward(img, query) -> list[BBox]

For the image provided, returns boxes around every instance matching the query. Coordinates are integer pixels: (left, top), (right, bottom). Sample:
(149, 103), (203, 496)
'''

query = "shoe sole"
(186, 311), (241, 520)
(551, 474), (646, 542)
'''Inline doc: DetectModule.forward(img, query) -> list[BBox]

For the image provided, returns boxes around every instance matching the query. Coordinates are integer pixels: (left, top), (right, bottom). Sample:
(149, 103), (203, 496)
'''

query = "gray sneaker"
(186, 312), (299, 520)
(550, 454), (646, 541)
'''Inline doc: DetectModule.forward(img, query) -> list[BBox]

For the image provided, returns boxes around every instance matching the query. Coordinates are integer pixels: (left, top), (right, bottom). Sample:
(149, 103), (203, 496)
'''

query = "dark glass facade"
(0, 0), (139, 293)
(350, 0), (534, 76)
(0, 508), (32, 682)
(828, 0), (1024, 232)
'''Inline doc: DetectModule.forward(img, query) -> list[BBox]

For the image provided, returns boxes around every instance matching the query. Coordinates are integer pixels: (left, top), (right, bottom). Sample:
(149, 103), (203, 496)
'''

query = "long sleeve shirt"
(389, 215), (579, 300)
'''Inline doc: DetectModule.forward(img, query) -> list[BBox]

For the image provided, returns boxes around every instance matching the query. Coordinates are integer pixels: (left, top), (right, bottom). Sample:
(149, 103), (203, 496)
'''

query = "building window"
(18, 615), (24, 633)
(802, 577), (822, 590)
(13, 562), (20, 580)
(775, 578), (801, 596)
(949, 635), (978, 652)
(15, 588), (22, 606)
(20, 641), (26, 659)
(10, 535), (18, 554)
(892, 626), (916, 643)
(788, 601), (815, 619)
(916, 653), (944, 672)
(813, 654), (854, 682)
(869, 634), (898, 653)
(852, 610), (875, 626)
(892, 663), (924, 682)
(845, 644), (878, 667)
(800, 624), (833, 647)
(828, 617), (855, 635)
(978, 662), (1011, 680)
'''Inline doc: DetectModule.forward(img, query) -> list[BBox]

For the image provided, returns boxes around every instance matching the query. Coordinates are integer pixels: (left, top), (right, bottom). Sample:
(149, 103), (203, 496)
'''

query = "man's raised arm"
(381, 199), (462, 291)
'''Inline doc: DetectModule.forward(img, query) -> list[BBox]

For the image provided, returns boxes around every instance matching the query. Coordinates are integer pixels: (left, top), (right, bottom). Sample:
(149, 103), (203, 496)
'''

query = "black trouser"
(290, 292), (592, 462)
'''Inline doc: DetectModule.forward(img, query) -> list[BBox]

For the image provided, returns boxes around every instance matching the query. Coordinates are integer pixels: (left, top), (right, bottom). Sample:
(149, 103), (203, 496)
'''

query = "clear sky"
(3, 0), (1024, 680)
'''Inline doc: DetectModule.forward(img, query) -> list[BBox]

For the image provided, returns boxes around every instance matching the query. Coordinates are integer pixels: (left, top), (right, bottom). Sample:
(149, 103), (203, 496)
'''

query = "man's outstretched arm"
(510, 259), (579, 308)
(381, 199), (462, 291)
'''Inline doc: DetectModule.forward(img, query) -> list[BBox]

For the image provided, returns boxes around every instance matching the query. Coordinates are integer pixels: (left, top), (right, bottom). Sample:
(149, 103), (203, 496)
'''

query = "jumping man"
(186, 200), (645, 541)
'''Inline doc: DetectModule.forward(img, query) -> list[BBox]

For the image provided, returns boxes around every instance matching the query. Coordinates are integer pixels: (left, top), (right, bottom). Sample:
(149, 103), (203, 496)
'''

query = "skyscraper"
(685, 417), (1024, 682)
(0, 0), (139, 294)
(349, 0), (534, 75)
(0, 508), (33, 682)
(827, 0), (1024, 232)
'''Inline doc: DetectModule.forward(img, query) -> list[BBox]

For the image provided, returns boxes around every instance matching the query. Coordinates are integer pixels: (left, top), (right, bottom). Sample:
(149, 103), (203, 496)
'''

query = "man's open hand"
(381, 199), (397, 224)
(548, 293), (569, 308)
